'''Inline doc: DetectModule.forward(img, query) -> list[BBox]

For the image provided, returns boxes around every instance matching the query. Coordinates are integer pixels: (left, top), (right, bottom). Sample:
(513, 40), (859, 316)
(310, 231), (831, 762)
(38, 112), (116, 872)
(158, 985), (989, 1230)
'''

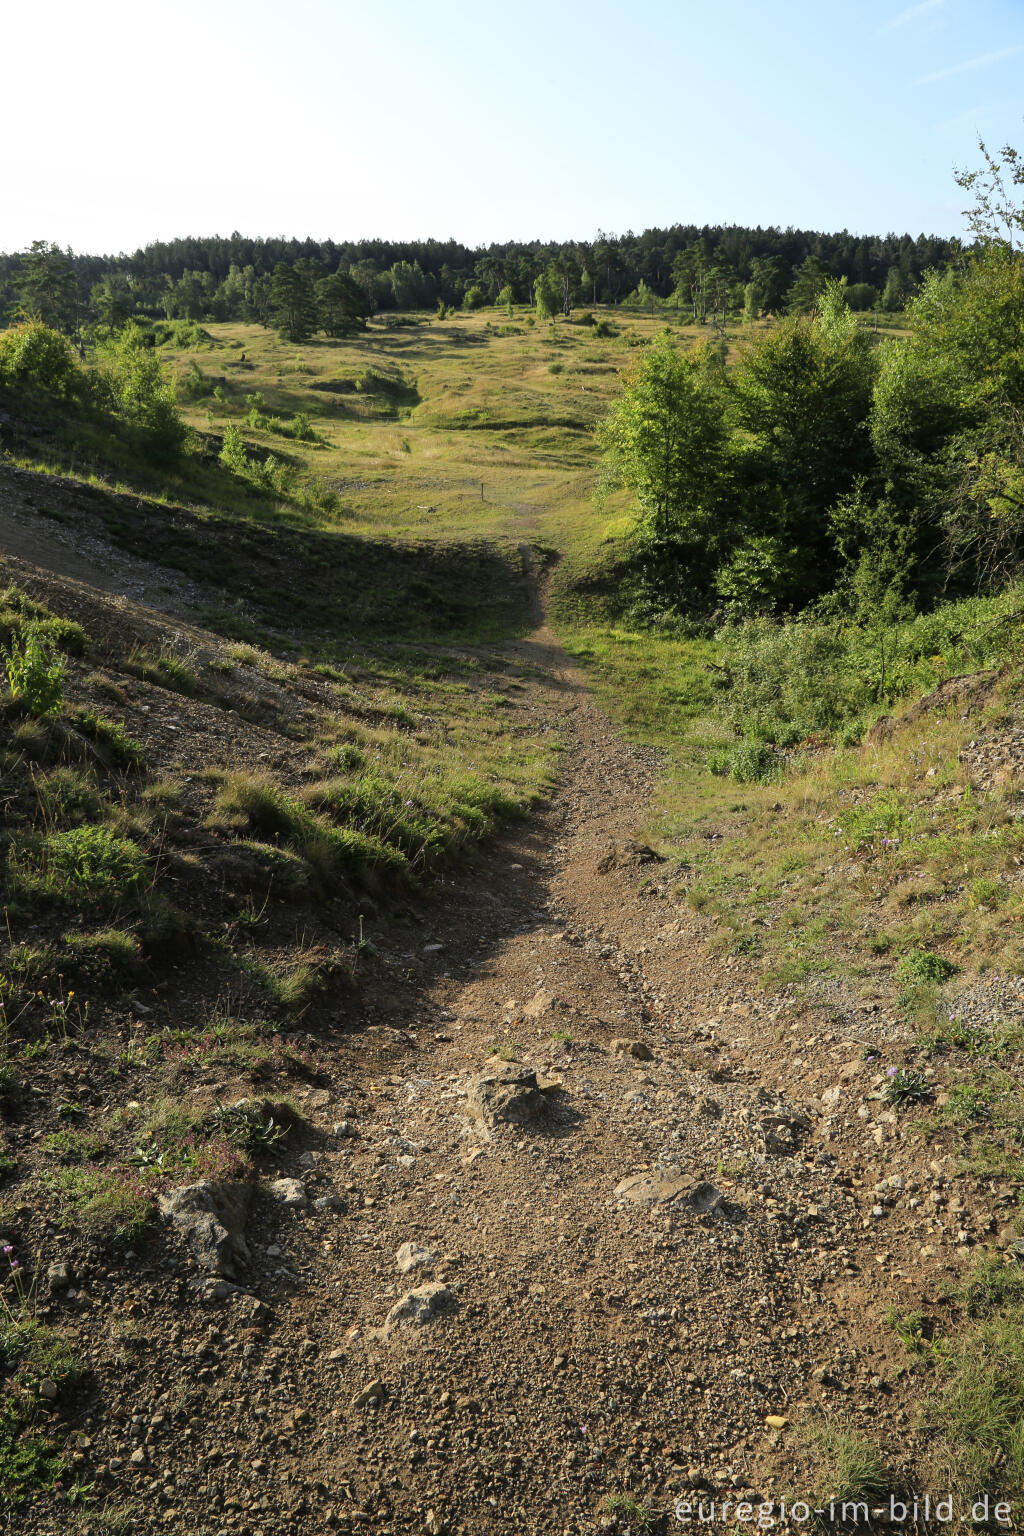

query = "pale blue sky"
(4, 0), (1023, 252)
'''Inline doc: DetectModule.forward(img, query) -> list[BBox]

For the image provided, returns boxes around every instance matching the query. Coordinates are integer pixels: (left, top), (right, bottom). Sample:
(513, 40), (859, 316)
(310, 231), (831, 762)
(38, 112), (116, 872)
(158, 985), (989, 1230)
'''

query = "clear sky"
(4, 0), (1024, 254)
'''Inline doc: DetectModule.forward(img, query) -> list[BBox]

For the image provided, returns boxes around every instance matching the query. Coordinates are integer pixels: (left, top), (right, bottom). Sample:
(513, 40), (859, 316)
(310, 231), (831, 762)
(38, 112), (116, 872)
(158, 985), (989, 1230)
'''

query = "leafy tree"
(955, 137), (1024, 248)
(881, 266), (907, 312)
(0, 321), (80, 398)
(90, 274), (133, 329)
(15, 241), (77, 333)
(844, 282), (879, 312)
(534, 270), (560, 322)
(349, 260), (381, 317)
(315, 271), (366, 336)
(732, 280), (878, 588)
(552, 252), (579, 317)
(462, 284), (487, 310)
(746, 256), (788, 317)
(270, 263), (315, 342)
(872, 247), (1024, 588)
(785, 255), (831, 314)
(598, 334), (732, 550)
(96, 324), (185, 458)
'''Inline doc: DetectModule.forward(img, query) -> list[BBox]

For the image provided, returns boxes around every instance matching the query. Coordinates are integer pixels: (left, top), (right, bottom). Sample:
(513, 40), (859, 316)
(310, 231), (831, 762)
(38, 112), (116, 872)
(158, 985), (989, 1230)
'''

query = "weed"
(42, 1128), (107, 1164)
(69, 708), (144, 771)
(43, 1165), (152, 1245)
(0, 1404), (62, 1506)
(603, 1493), (655, 1530)
(45, 825), (146, 900)
(887, 1306), (941, 1360)
(896, 950), (959, 987)
(923, 1258), (1024, 1501)
(883, 1065), (932, 1107)
(212, 1095), (295, 1153)
(63, 927), (143, 982)
(2, 632), (64, 715)
(34, 765), (102, 832)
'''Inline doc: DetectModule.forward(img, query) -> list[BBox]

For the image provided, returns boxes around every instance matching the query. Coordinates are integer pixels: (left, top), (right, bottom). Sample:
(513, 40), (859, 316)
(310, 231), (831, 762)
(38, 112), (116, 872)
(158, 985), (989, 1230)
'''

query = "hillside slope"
(0, 467), (1022, 1533)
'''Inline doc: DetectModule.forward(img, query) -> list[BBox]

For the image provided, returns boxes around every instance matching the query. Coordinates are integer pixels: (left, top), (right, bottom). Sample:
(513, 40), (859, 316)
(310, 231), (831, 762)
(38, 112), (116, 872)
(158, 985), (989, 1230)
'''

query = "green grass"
(797, 1416), (890, 1507)
(603, 1493), (655, 1531)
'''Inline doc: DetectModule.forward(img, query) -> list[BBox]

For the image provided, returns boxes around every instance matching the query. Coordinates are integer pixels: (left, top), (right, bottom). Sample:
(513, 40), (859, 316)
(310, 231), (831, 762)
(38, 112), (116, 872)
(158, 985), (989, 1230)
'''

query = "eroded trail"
(0, 502), (962, 1535)
(261, 606), (927, 1533)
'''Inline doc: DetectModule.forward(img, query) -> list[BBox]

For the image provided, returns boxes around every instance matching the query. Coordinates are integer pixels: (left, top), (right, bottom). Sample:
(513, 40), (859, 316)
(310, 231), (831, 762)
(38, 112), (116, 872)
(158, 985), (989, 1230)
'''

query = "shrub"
(97, 324), (185, 457)
(728, 739), (782, 784)
(46, 825), (146, 898)
(2, 633), (64, 715)
(299, 478), (342, 519)
(0, 321), (80, 398)
(896, 950), (959, 987)
(178, 358), (212, 399)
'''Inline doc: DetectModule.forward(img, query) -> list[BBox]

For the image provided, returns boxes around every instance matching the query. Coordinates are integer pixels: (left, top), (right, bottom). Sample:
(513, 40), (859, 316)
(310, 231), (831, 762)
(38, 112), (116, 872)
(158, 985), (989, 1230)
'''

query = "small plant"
(883, 1065), (931, 1107)
(42, 1127), (107, 1164)
(603, 1493), (655, 1531)
(43, 1165), (152, 1245)
(70, 708), (144, 770)
(212, 1096), (293, 1152)
(886, 1305), (941, 1360)
(46, 826), (146, 899)
(551, 1029), (573, 1045)
(896, 950), (959, 987)
(2, 633), (64, 715)
(488, 1033), (518, 1062)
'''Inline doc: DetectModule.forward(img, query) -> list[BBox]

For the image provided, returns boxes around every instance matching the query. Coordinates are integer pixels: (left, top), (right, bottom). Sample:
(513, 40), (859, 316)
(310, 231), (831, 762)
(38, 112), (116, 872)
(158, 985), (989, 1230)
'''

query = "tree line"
(0, 222), (964, 340)
(599, 142), (1024, 625)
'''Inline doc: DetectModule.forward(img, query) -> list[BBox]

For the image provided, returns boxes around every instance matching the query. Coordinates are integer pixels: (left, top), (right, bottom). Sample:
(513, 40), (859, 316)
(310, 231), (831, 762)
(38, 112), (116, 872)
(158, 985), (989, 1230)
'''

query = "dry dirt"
(1, 498), (1002, 1536)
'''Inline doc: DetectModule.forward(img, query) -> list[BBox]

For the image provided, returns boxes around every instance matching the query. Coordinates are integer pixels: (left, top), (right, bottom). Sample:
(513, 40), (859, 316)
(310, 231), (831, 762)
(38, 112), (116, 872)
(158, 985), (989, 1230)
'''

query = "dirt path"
(195, 602), (939, 1534)
(1, 486), (969, 1533)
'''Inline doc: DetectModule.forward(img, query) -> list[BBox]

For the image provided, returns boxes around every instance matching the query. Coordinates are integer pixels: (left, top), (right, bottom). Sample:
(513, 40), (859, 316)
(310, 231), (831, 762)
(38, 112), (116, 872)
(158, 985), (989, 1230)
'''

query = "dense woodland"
(0, 223), (963, 338)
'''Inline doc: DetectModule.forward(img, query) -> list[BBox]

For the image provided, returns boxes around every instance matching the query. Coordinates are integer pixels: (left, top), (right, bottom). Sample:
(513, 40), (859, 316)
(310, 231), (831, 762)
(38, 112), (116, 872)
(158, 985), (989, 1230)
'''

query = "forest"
(0, 221), (962, 338)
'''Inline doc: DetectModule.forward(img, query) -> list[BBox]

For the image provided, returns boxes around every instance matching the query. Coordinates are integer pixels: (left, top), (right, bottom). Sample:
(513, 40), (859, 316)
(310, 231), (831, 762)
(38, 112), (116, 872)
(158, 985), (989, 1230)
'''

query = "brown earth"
(0, 486), (1005, 1536)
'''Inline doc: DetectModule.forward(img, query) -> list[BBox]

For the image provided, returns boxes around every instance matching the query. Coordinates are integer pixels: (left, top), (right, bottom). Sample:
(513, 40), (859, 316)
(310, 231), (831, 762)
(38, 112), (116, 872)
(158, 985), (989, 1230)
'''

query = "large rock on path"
(382, 1283), (457, 1340)
(158, 1181), (252, 1278)
(468, 1063), (553, 1127)
(614, 1172), (724, 1213)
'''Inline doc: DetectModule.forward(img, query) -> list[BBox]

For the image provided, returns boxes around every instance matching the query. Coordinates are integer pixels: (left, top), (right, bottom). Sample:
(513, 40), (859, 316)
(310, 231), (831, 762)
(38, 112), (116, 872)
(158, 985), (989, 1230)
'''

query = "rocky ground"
(2, 501), (1018, 1536)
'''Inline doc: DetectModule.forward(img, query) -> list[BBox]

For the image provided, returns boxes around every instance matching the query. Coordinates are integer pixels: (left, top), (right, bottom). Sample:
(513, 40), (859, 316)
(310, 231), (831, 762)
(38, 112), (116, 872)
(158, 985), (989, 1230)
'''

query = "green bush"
(896, 950), (959, 986)
(716, 584), (1024, 743)
(2, 632), (64, 715)
(0, 321), (80, 398)
(46, 826), (146, 898)
(727, 739), (782, 784)
(96, 324), (185, 457)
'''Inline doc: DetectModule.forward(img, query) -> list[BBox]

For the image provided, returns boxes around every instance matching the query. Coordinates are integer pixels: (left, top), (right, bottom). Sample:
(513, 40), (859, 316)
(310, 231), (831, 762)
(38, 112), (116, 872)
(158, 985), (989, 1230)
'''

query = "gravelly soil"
(2, 500), (1015, 1536)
